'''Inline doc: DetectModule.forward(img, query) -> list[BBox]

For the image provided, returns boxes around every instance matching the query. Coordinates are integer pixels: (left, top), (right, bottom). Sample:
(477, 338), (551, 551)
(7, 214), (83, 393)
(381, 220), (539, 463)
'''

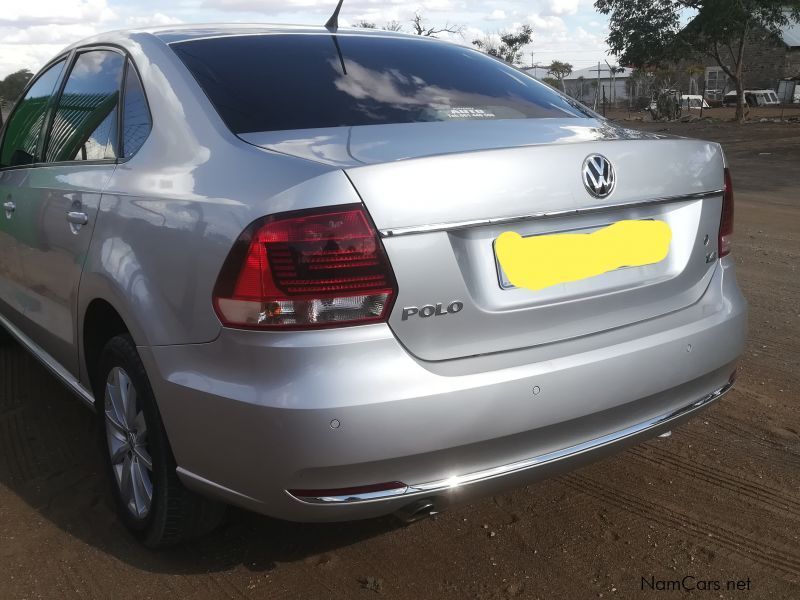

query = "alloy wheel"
(104, 366), (153, 519)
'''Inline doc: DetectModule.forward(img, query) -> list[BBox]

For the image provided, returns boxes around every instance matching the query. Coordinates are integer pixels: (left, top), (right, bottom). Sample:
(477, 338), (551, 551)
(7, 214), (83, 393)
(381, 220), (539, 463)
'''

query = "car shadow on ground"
(0, 340), (403, 574)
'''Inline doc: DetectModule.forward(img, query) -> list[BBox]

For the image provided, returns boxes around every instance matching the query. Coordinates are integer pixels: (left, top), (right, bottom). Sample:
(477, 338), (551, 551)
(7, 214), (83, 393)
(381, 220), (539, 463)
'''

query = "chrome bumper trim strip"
(288, 380), (734, 505)
(378, 189), (724, 237)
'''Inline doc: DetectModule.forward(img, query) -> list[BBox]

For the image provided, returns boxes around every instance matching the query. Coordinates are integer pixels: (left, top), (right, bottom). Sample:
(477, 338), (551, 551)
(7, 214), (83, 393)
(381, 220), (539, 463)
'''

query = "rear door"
(0, 58), (67, 329)
(12, 49), (125, 375)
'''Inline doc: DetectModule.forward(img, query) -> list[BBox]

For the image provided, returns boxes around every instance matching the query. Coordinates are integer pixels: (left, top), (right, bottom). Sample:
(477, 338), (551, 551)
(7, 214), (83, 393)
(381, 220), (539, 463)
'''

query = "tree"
(353, 19), (404, 32)
(607, 63), (625, 104)
(547, 61), (573, 91)
(472, 25), (533, 65)
(541, 76), (561, 89)
(595, 0), (800, 122)
(0, 69), (33, 104)
(411, 12), (463, 37)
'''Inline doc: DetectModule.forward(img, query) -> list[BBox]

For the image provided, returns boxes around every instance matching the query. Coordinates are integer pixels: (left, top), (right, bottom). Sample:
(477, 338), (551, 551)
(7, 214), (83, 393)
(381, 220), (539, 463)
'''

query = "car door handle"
(66, 211), (89, 226)
(3, 201), (15, 216)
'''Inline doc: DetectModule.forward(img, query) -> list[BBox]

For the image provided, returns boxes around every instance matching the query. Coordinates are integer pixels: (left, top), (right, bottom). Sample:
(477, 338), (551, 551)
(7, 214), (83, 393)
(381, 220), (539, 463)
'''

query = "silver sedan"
(0, 24), (746, 547)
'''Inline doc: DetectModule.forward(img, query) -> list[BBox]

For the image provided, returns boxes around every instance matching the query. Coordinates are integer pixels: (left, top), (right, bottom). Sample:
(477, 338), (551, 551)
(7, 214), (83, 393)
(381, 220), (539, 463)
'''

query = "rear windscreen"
(171, 33), (591, 134)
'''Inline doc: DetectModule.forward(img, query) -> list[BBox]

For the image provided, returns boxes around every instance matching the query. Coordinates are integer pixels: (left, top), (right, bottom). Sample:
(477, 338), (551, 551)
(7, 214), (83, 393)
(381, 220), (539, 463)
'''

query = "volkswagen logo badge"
(582, 154), (616, 198)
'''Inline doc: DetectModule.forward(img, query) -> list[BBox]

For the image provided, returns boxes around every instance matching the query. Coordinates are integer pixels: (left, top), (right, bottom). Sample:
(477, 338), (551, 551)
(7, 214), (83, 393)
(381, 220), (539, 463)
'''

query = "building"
(522, 64), (631, 106)
(675, 15), (800, 103)
(562, 65), (631, 106)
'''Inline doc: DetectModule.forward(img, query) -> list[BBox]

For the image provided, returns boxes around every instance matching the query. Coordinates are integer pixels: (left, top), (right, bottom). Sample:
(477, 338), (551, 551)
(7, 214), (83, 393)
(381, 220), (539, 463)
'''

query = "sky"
(0, 0), (614, 80)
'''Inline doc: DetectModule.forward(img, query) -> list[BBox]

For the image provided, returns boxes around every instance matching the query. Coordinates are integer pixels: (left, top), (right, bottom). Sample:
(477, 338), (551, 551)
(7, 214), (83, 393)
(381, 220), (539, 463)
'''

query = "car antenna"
(324, 0), (348, 74)
(325, 0), (344, 31)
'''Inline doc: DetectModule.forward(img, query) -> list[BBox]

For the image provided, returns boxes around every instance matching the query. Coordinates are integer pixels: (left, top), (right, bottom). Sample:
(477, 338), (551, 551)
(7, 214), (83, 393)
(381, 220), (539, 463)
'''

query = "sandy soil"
(1, 121), (798, 600)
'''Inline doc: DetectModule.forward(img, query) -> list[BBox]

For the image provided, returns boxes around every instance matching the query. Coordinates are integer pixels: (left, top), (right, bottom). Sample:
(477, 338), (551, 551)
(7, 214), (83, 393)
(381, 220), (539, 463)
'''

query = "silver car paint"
(139, 259), (743, 521)
(0, 164), (111, 375)
(0, 25), (747, 522)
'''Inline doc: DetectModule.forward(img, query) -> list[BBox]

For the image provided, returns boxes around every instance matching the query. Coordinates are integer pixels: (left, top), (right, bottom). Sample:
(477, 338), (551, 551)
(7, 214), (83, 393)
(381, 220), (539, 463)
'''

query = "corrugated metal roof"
(562, 65), (632, 80)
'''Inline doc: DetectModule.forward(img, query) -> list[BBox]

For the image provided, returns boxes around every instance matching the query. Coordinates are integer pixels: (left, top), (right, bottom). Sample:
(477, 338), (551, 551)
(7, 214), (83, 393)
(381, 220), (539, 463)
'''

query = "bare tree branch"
(411, 12), (464, 37)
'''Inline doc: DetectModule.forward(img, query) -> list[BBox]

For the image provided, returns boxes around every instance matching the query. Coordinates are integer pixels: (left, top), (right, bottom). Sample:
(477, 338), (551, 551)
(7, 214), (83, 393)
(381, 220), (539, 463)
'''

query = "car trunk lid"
(244, 119), (725, 361)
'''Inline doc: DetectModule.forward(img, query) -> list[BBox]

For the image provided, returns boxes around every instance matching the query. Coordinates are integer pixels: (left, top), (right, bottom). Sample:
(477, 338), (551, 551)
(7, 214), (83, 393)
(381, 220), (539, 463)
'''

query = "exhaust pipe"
(394, 499), (437, 524)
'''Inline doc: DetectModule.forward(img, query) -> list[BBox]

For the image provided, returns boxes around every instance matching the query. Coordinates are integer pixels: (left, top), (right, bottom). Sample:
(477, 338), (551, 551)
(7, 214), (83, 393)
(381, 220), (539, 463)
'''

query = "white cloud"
(126, 13), (184, 27)
(0, 0), (611, 80)
(544, 0), (579, 16)
(525, 14), (567, 33)
(3, 24), (99, 45)
(0, 0), (116, 26)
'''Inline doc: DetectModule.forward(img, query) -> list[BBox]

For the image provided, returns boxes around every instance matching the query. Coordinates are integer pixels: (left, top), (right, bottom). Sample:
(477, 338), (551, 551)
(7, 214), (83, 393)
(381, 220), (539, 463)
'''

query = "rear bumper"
(289, 378), (734, 506)
(138, 259), (746, 522)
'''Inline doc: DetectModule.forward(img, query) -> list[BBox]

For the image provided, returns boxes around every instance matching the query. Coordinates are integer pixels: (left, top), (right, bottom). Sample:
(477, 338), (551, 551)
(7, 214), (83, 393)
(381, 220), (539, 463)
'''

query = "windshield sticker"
(446, 107), (497, 119)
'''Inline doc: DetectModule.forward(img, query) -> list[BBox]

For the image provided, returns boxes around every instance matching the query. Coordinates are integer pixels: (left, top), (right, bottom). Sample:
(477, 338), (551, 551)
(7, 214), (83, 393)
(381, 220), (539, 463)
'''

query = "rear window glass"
(171, 33), (590, 134)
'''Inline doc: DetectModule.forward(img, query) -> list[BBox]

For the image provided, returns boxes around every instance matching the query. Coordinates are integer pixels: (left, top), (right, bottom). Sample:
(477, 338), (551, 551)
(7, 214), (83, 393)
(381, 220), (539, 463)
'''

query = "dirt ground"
(1, 120), (798, 600)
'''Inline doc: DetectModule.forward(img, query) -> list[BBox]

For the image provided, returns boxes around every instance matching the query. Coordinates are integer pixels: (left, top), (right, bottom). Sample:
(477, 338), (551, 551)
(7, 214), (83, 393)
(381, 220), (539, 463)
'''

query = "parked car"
(0, 25), (746, 547)
(723, 89), (780, 107)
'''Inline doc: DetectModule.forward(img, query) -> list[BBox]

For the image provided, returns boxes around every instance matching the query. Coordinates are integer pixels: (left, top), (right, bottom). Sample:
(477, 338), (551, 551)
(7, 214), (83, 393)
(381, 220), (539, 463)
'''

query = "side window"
(45, 50), (125, 163)
(0, 60), (66, 168)
(121, 60), (151, 157)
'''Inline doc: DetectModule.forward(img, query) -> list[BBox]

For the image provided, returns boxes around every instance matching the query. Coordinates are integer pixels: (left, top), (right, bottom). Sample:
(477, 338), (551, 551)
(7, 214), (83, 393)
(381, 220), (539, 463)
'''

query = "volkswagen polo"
(0, 24), (746, 547)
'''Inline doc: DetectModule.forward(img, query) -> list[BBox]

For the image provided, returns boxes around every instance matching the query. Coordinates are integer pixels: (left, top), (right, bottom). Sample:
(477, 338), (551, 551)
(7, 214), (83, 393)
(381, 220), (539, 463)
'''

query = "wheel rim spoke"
(134, 445), (153, 471)
(117, 369), (138, 431)
(132, 410), (147, 439)
(120, 454), (134, 512)
(108, 437), (130, 465)
(105, 410), (127, 435)
(106, 378), (127, 432)
(131, 458), (153, 516)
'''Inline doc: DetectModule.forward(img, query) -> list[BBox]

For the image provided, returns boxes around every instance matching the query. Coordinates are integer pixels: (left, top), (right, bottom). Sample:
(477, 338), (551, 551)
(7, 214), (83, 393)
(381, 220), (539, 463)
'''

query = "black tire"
(96, 334), (224, 547)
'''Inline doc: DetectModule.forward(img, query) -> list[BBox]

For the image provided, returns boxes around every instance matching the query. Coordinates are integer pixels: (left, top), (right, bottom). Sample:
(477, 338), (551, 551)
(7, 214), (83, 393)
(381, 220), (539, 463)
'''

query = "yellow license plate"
(494, 219), (672, 291)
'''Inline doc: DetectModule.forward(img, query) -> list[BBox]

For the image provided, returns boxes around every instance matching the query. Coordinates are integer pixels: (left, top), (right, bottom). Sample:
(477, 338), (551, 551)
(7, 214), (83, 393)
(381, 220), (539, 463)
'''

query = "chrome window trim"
(0, 53), (72, 172)
(286, 378), (734, 505)
(378, 189), (724, 238)
(0, 312), (95, 410)
(42, 45), (127, 165)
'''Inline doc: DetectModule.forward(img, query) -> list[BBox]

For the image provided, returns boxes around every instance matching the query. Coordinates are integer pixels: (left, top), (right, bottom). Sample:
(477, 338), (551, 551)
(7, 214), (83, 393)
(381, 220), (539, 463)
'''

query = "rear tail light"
(213, 204), (397, 329)
(719, 168), (734, 257)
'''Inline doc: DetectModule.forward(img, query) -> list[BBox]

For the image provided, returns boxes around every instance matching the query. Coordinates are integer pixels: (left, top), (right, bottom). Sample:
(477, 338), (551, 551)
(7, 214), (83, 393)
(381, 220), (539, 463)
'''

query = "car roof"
(152, 24), (428, 44)
(61, 23), (431, 53)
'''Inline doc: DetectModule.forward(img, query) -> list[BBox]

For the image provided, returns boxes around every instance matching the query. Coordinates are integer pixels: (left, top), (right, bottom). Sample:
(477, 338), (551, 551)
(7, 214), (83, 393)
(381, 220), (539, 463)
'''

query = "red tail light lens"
(213, 204), (397, 329)
(719, 168), (734, 257)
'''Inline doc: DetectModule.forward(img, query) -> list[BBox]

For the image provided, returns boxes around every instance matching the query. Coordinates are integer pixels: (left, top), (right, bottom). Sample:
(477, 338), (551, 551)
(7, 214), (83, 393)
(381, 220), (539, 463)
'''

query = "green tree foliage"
(595, 0), (800, 122)
(472, 25), (533, 65)
(547, 61), (574, 91)
(0, 69), (34, 104)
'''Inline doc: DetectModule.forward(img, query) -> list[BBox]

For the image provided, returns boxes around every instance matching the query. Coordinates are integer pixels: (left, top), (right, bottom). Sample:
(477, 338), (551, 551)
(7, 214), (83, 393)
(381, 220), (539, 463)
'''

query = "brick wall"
(786, 49), (800, 79)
